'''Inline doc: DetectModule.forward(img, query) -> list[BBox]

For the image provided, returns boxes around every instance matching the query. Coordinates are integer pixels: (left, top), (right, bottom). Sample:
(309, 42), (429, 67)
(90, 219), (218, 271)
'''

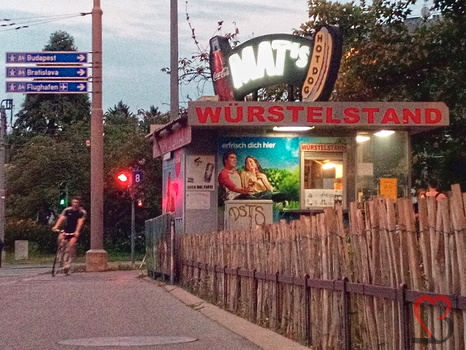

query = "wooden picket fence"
(178, 184), (466, 349)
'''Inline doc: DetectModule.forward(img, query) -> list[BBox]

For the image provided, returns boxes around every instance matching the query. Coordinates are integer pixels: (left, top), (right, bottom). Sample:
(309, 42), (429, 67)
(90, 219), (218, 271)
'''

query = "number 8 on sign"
(133, 171), (143, 184)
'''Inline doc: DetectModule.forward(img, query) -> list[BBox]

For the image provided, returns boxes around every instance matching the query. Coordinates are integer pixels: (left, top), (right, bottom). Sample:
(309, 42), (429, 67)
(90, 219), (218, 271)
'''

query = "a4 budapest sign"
(6, 52), (88, 64)
(5, 51), (90, 94)
(209, 26), (342, 101)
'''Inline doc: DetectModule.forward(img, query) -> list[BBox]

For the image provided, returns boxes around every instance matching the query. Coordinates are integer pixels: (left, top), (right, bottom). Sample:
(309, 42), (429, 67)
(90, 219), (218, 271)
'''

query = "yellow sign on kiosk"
(380, 178), (398, 200)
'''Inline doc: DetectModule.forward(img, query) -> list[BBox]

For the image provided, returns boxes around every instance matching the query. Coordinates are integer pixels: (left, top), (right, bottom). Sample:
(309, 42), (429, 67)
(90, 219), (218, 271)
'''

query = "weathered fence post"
(304, 274), (311, 346)
(342, 277), (352, 350)
(213, 264), (218, 303)
(398, 283), (412, 350)
(251, 269), (258, 322)
(223, 265), (228, 308)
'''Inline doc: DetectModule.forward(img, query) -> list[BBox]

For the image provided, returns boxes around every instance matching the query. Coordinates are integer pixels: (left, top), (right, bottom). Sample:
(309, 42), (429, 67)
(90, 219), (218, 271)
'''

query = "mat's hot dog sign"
(209, 26), (343, 102)
(193, 26), (449, 128)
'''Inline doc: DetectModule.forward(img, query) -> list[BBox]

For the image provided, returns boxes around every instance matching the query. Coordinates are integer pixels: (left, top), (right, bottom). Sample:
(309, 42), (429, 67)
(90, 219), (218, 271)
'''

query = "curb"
(159, 282), (312, 350)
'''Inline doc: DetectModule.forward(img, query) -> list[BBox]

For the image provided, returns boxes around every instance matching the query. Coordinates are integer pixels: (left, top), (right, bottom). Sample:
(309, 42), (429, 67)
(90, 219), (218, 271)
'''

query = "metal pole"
(87, 0), (107, 270)
(170, 217), (175, 284)
(0, 107), (6, 266)
(170, 0), (179, 121)
(131, 197), (135, 266)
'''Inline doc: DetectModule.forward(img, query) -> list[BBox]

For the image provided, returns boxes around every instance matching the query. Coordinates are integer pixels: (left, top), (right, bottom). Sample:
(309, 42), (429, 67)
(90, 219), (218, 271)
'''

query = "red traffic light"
(117, 173), (128, 183)
(137, 199), (144, 207)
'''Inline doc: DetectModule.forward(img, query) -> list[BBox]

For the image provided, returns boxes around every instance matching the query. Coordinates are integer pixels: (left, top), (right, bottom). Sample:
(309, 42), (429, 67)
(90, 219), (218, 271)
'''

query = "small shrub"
(5, 219), (56, 254)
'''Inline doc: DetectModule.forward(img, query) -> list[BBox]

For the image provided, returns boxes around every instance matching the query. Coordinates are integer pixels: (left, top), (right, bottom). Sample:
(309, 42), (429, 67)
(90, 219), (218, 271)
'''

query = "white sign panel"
(186, 155), (215, 190)
(186, 191), (211, 210)
(304, 189), (343, 208)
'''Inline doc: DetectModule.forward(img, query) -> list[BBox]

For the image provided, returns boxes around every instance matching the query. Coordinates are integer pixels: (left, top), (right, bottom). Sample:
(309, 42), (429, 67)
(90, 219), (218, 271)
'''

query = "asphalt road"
(0, 268), (310, 350)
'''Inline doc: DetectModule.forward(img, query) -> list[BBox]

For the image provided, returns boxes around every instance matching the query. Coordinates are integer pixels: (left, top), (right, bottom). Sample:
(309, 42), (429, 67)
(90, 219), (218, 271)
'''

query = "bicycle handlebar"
(53, 229), (75, 237)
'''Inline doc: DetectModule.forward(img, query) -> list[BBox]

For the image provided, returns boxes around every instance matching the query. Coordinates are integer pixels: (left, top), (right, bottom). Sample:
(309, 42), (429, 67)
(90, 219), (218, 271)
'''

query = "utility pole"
(0, 99), (12, 267)
(86, 0), (108, 271)
(170, 0), (179, 121)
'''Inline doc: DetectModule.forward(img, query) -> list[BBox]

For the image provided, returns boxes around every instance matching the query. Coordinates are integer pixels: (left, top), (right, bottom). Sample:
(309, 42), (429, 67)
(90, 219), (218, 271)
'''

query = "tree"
(295, 0), (466, 189)
(137, 105), (170, 134)
(44, 30), (77, 51)
(103, 101), (163, 249)
(6, 122), (90, 220)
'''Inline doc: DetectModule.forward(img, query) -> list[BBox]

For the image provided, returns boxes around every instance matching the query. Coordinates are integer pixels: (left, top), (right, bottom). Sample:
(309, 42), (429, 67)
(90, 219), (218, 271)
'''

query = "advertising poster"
(217, 137), (303, 208)
(162, 149), (184, 218)
(186, 155), (215, 190)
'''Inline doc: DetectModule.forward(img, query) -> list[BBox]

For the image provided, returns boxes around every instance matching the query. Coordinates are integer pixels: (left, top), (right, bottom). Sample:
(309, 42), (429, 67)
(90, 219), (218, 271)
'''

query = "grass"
(1, 250), (147, 273)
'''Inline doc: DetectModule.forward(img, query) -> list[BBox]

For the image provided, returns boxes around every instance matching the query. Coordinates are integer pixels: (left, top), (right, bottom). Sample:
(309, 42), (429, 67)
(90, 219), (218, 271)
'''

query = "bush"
(4, 218), (142, 258)
(5, 219), (56, 254)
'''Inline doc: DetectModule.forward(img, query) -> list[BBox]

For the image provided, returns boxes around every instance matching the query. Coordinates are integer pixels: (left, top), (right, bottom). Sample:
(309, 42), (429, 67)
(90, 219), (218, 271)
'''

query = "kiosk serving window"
(300, 148), (346, 209)
(356, 131), (409, 201)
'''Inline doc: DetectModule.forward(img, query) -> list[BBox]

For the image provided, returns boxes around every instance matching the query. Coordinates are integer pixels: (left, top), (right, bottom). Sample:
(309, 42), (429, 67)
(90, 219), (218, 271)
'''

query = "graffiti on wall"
(224, 200), (273, 231)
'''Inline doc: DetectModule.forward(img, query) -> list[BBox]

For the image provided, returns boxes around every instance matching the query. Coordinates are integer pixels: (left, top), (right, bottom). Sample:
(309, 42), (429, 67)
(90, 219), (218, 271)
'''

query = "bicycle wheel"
(63, 242), (71, 275)
(52, 242), (64, 277)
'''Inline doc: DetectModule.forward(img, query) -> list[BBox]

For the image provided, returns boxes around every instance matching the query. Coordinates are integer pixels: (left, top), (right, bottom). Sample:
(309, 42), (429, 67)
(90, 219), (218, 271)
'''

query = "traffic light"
(58, 182), (68, 209)
(117, 173), (128, 183)
(137, 199), (144, 207)
(116, 171), (132, 189)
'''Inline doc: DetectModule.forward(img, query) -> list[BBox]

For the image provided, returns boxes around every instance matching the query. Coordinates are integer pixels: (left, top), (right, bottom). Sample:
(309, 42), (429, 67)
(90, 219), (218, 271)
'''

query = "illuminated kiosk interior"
(148, 27), (449, 235)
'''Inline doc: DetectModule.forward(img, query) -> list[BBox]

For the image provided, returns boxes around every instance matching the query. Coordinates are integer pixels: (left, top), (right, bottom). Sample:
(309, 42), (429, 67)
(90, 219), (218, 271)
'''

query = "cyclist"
(51, 196), (87, 274)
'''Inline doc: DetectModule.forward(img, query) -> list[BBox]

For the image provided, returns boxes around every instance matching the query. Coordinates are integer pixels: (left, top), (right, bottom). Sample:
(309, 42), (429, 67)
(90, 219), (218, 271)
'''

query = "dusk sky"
(0, 0), (310, 117)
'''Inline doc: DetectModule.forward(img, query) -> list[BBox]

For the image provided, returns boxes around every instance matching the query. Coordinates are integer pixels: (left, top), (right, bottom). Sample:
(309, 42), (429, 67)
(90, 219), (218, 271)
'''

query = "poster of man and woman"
(217, 136), (337, 208)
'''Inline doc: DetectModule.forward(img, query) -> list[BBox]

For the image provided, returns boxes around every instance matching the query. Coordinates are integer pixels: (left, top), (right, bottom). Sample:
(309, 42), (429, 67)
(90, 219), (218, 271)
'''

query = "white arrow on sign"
(77, 69), (86, 76)
(77, 54), (86, 62)
(77, 83), (86, 91)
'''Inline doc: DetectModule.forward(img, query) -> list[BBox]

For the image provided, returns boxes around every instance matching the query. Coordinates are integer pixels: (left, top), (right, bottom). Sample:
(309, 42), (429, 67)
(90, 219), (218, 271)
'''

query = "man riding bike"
(52, 196), (86, 274)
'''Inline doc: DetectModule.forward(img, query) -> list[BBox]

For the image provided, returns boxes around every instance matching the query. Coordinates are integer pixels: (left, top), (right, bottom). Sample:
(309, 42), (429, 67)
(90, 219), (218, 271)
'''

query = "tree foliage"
(295, 0), (466, 189)
(102, 101), (167, 247)
(7, 125), (89, 219)
(5, 32), (168, 254)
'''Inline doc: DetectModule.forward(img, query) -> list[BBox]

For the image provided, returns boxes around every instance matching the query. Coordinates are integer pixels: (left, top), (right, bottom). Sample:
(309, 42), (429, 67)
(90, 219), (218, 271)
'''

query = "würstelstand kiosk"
(147, 26), (449, 235)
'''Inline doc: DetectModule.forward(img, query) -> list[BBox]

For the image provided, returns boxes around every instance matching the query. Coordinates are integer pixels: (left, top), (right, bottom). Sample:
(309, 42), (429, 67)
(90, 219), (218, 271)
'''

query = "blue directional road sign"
(6, 51), (88, 64)
(6, 81), (88, 94)
(6, 67), (88, 79)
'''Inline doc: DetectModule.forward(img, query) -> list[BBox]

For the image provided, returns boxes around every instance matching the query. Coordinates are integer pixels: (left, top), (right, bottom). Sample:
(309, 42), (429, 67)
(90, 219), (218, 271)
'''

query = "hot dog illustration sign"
(209, 26), (343, 102)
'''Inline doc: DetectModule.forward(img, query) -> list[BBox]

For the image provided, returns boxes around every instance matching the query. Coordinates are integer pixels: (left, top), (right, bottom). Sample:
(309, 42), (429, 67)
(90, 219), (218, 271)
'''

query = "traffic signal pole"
(117, 171), (139, 267)
(86, 0), (108, 271)
(131, 195), (135, 267)
(0, 106), (6, 266)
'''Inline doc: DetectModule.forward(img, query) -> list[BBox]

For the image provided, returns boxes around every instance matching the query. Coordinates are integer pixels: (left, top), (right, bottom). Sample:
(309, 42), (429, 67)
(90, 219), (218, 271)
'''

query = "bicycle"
(52, 230), (75, 276)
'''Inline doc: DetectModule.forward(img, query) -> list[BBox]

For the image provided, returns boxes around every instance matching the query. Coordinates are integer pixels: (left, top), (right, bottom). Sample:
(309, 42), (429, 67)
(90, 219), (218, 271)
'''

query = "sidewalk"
(0, 263), (311, 350)
(162, 282), (312, 350)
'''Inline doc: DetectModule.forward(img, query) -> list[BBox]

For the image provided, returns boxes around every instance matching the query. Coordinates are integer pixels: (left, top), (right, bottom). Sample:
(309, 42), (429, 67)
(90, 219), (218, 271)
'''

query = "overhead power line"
(0, 12), (91, 33)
